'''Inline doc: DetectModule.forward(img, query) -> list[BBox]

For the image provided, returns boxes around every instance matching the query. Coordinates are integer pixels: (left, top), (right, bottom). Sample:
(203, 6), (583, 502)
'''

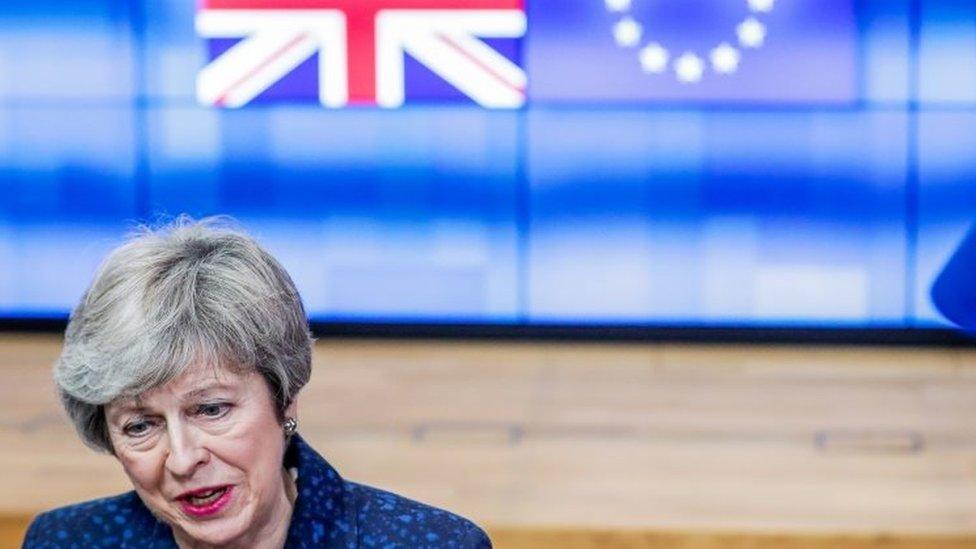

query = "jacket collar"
(283, 434), (358, 547)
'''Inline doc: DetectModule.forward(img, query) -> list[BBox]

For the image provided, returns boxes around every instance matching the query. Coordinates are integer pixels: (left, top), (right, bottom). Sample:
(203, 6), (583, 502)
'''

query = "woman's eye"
(123, 420), (154, 438)
(196, 403), (230, 418)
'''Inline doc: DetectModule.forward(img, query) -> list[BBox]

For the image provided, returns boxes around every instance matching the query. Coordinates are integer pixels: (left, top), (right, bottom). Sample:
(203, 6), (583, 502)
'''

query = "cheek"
(214, 403), (287, 483)
(117, 452), (165, 495)
(211, 431), (286, 499)
(228, 436), (283, 477)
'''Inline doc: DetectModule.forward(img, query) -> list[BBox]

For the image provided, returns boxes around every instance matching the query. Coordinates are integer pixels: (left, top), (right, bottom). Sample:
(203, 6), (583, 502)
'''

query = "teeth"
(187, 488), (225, 506)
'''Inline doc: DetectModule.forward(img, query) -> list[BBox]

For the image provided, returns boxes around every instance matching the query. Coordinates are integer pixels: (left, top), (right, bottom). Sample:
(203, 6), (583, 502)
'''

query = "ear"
(284, 393), (299, 421)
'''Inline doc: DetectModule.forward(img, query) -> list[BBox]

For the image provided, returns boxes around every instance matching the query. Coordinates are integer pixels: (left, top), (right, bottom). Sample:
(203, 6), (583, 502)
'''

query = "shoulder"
(286, 435), (491, 547)
(24, 492), (171, 548)
(345, 482), (492, 548)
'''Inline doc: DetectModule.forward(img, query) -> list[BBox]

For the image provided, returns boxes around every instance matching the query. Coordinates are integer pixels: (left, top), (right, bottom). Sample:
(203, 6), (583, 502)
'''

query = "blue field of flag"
(526, 0), (858, 103)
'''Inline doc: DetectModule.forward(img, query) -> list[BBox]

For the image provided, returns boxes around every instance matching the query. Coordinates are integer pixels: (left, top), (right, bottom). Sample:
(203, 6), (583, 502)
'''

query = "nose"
(164, 424), (210, 478)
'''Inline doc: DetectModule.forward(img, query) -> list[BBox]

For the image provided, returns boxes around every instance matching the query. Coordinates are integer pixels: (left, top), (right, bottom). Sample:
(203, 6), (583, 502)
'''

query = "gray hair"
(55, 217), (313, 453)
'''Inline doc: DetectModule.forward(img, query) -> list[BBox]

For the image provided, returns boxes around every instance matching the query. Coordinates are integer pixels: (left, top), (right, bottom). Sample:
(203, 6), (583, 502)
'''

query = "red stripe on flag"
(201, 0), (522, 9)
(346, 10), (376, 104)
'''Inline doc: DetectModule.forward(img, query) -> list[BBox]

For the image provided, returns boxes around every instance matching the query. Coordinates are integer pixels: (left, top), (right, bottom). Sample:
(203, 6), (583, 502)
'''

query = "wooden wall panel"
(3, 335), (976, 547)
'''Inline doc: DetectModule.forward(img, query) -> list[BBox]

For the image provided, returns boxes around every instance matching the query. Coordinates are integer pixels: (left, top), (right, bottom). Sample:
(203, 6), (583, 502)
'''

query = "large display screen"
(1, 0), (975, 329)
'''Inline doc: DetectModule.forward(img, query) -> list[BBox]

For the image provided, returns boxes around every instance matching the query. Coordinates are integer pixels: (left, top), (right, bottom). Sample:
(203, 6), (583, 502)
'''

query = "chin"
(166, 496), (254, 547)
(177, 515), (250, 547)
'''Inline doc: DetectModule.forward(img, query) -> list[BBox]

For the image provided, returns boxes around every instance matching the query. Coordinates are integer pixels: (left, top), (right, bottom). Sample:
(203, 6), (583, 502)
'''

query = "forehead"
(111, 362), (252, 411)
(161, 361), (247, 392)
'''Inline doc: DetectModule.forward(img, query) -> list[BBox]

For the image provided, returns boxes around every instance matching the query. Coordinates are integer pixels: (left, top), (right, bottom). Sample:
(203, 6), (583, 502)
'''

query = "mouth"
(177, 486), (234, 517)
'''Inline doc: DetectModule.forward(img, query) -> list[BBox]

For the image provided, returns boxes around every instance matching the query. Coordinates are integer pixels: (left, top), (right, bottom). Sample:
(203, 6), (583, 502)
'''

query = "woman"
(24, 219), (492, 548)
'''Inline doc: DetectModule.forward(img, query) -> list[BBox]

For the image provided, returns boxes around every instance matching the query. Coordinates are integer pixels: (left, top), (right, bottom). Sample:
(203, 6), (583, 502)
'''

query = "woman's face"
(105, 363), (296, 547)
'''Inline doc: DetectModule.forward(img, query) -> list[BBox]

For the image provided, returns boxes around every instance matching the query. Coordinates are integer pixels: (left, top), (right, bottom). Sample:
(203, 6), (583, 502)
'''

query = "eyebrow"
(178, 382), (237, 403)
(106, 398), (148, 425)
(107, 382), (238, 421)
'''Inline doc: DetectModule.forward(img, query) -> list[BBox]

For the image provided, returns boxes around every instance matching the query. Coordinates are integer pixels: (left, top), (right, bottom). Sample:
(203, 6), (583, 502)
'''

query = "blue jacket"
(23, 435), (491, 548)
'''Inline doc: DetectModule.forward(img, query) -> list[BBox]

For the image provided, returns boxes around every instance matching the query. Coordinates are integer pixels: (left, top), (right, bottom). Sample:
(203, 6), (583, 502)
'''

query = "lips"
(177, 485), (234, 517)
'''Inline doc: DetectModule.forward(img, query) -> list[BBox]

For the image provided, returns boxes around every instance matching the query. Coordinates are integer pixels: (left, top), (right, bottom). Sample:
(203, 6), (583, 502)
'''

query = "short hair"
(55, 217), (313, 453)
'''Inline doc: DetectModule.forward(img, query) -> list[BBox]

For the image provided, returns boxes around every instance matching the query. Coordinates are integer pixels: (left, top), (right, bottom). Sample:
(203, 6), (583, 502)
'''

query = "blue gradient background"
(0, 0), (974, 328)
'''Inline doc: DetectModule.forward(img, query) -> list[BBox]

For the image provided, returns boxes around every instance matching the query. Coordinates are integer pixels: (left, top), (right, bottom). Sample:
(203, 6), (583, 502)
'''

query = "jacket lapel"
(284, 434), (358, 548)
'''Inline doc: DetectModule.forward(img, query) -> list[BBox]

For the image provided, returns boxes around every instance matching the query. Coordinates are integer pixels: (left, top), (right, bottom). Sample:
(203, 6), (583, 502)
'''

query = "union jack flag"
(196, 0), (527, 108)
